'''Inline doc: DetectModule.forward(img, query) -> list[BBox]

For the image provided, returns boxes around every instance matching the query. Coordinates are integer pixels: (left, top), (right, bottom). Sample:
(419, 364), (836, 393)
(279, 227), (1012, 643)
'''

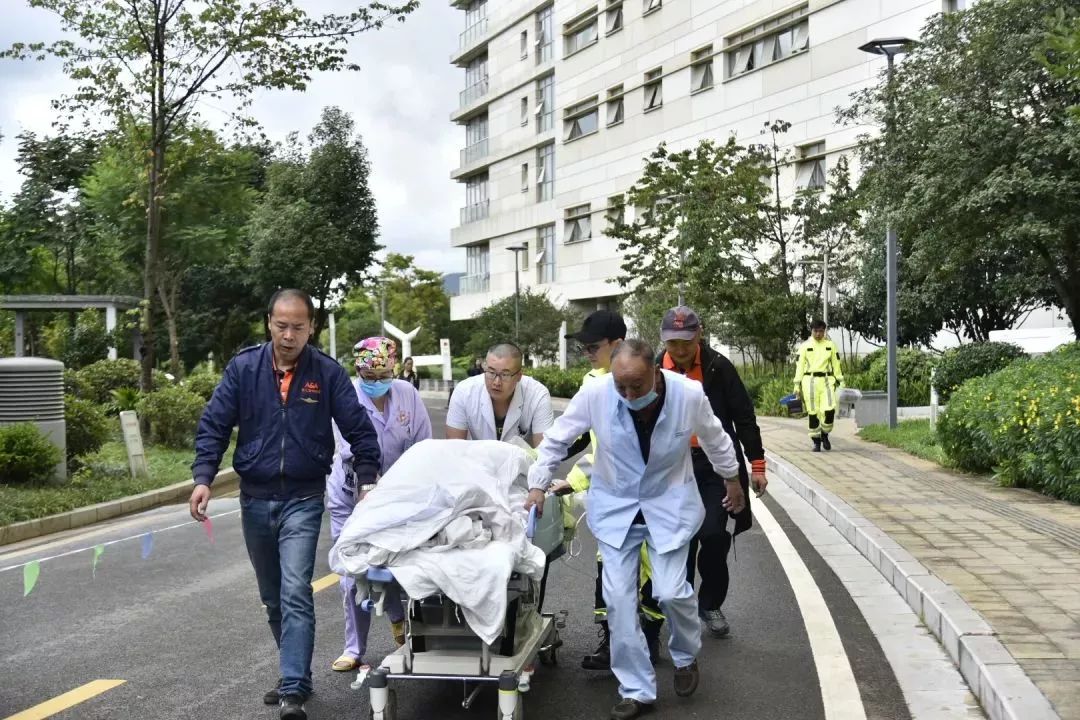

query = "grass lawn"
(857, 419), (953, 468)
(0, 437), (234, 527)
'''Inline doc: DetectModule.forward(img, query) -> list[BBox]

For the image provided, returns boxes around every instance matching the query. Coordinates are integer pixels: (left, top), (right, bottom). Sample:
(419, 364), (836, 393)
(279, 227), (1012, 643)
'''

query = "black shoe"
(812, 437), (822, 452)
(279, 694), (307, 720)
(674, 660), (700, 697)
(700, 608), (730, 637)
(642, 618), (663, 665)
(611, 698), (653, 719)
(821, 433), (832, 451)
(264, 678), (282, 705)
(582, 622), (611, 670)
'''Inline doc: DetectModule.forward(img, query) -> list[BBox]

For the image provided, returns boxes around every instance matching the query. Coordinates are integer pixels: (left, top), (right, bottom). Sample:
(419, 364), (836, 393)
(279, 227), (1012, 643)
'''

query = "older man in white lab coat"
(526, 339), (743, 720)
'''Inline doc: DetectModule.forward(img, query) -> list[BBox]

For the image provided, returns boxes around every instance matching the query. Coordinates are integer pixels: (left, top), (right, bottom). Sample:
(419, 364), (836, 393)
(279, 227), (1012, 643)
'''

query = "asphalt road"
(0, 401), (913, 720)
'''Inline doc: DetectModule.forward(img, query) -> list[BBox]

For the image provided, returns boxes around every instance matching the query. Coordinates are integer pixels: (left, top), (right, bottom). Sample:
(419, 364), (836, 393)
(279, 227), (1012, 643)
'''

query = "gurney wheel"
(538, 646), (557, 667)
(369, 689), (397, 720)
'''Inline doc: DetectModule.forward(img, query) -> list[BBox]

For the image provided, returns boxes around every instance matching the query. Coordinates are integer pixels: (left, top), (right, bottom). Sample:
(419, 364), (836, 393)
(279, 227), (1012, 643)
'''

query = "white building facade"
(447, 0), (970, 321)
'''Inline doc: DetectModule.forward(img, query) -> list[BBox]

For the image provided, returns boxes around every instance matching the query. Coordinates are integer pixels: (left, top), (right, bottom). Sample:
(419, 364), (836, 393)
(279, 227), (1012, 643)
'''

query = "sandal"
(331, 655), (361, 672)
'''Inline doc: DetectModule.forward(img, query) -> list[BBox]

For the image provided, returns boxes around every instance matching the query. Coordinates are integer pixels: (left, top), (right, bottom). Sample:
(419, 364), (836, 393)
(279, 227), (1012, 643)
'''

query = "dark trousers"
(687, 449), (733, 612)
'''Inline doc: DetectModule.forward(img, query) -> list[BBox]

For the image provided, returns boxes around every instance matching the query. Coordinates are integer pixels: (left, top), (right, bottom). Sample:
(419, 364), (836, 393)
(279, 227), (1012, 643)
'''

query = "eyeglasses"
(484, 369), (521, 382)
(578, 341), (606, 355)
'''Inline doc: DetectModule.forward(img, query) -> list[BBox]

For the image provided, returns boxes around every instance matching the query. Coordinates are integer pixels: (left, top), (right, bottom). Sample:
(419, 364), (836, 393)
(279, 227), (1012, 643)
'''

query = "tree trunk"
(157, 276), (182, 379)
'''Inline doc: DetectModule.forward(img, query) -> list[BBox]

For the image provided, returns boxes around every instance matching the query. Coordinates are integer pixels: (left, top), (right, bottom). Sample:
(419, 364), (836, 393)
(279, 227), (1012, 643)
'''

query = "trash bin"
(837, 387), (862, 419)
(854, 390), (888, 429)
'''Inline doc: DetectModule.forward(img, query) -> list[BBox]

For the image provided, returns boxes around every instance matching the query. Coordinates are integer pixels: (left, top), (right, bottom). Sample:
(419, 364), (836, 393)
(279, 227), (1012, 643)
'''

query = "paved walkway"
(761, 416), (1080, 720)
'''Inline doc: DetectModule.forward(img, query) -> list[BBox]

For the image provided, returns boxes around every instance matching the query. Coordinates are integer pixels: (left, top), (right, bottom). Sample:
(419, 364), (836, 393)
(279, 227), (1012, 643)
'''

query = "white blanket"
(328, 439), (546, 645)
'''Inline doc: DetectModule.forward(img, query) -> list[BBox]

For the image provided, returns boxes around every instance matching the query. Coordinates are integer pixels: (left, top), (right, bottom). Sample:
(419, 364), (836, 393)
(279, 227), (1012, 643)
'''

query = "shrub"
(63, 368), (89, 398)
(64, 394), (111, 463)
(138, 385), (207, 449)
(110, 387), (142, 413)
(76, 359), (172, 407)
(933, 342), (1026, 402)
(755, 376), (794, 417)
(0, 423), (61, 484)
(937, 343), (1080, 502)
(182, 372), (221, 402)
(860, 348), (935, 407)
(860, 347), (887, 372)
(525, 365), (590, 399)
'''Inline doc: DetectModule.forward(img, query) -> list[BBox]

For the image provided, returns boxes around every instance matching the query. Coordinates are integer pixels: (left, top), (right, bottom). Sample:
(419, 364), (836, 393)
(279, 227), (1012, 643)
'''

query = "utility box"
(0, 357), (67, 481)
(855, 390), (889, 429)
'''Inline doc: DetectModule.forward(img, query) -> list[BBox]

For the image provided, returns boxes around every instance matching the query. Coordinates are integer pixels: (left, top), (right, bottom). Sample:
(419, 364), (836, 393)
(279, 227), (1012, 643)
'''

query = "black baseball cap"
(565, 310), (627, 344)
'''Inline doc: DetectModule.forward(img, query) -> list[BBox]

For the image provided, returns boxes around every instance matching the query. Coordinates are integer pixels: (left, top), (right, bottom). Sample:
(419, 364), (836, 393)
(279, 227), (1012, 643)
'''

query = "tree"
(379, 253), (455, 356)
(607, 122), (861, 363)
(249, 107), (381, 341)
(843, 0), (1079, 340)
(3, 0), (418, 391)
(466, 290), (578, 364)
(82, 124), (257, 376)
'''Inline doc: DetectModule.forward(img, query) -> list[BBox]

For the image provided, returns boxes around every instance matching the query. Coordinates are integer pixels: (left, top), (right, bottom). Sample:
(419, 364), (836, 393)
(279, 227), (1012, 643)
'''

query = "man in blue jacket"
(189, 289), (380, 720)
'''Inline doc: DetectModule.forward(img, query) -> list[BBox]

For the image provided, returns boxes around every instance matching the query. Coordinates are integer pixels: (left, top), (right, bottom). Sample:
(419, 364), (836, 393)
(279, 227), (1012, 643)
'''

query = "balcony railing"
(460, 139), (489, 166)
(460, 17), (489, 49)
(460, 273), (490, 295)
(459, 78), (489, 108)
(460, 199), (490, 224)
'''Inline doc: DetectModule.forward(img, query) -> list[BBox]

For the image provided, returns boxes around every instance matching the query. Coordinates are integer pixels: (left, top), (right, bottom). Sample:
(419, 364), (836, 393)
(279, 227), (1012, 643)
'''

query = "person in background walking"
(466, 357), (484, 377)
(793, 319), (845, 452)
(328, 337), (432, 673)
(189, 289), (381, 720)
(397, 356), (421, 390)
(658, 306), (767, 638)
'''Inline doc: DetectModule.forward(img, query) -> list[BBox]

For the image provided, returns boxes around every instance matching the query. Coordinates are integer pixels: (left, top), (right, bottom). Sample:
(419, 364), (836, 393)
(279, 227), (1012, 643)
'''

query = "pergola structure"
(0, 294), (142, 360)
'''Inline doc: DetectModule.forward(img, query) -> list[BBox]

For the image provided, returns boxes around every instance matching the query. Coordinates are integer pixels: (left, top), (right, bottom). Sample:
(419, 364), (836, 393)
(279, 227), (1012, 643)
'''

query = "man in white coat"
(526, 339), (743, 720)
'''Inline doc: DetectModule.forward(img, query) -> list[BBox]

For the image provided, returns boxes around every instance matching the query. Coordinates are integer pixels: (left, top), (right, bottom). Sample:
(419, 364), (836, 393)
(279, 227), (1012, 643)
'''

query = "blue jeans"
(240, 492), (324, 699)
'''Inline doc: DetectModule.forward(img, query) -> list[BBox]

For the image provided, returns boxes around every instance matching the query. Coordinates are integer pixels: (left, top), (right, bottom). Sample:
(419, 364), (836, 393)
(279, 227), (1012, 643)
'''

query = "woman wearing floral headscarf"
(327, 336), (433, 673)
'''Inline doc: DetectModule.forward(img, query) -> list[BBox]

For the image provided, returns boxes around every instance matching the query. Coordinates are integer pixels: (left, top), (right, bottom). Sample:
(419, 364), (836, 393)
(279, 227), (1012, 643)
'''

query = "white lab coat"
(446, 374), (554, 444)
(528, 370), (739, 554)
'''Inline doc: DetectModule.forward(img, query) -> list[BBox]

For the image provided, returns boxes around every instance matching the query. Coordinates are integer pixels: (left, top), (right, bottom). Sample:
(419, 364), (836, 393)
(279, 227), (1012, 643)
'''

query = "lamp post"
(506, 244), (528, 341)
(859, 36), (914, 430)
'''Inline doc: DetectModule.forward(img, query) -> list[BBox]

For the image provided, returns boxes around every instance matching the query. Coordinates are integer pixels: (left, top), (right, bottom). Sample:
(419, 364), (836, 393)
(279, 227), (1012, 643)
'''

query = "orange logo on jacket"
(302, 381), (320, 394)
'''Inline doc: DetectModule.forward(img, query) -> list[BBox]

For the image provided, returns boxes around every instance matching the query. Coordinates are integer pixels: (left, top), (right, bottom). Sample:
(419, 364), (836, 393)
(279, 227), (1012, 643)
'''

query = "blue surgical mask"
(360, 378), (393, 398)
(620, 374), (658, 411)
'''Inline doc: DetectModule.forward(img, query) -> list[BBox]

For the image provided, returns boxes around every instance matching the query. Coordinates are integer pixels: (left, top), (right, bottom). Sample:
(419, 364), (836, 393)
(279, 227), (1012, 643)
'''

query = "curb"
(0, 468), (239, 547)
(766, 450), (1060, 720)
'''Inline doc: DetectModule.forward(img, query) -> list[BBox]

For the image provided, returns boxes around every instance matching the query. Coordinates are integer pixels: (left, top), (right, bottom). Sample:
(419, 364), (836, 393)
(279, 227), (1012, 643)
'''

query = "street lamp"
(655, 194), (687, 305)
(506, 244), (528, 341)
(859, 36), (914, 430)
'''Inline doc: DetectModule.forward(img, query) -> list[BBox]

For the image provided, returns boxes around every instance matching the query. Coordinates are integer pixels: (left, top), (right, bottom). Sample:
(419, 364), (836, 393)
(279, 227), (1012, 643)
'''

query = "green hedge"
(933, 342), (1026, 402)
(937, 343), (1080, 502)
(64, 394), (112, 464)
(524, 365), (589, 398)
(0, 423), (61, 484)
(74, 359), (172, 407)
(854, 348), (935, 407)
(138, 385), (207, 449)
(183, 372), (221, 401)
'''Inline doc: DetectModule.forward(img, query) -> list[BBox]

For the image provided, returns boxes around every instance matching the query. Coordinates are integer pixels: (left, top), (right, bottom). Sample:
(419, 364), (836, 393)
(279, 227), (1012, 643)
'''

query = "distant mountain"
(442, 272), (464, 297)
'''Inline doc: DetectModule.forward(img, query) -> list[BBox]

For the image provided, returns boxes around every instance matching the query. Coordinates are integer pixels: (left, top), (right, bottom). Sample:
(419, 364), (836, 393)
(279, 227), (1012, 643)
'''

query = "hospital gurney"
(354, 500), (566, 720)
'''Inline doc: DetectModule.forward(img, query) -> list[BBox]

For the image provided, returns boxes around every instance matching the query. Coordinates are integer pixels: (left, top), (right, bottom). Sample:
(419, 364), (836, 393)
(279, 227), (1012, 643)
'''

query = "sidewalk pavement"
(761, 416), (1080, 720)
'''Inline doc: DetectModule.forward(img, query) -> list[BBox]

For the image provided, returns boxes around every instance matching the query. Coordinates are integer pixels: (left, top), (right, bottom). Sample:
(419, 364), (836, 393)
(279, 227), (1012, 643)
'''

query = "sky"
(0, 0), (467, 275)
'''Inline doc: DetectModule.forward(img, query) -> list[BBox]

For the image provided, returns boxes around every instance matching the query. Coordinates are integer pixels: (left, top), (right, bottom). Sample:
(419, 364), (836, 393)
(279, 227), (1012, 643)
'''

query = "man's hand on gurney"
(525, 488), (546, 517)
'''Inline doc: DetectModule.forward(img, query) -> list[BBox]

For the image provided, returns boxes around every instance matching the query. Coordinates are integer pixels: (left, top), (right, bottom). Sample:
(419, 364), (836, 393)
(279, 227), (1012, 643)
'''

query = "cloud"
(0, 0), (465, 274)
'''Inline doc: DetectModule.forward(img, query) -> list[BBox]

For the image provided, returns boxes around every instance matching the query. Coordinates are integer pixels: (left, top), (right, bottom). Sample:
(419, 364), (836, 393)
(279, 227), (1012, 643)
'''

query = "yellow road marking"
(4, 679), (126, 720)
(312, 572), (340, 593)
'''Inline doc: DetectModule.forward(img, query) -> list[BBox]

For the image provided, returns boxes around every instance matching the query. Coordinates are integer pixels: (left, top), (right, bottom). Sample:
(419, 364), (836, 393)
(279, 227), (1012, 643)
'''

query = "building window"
(564, 204), (592, 244)
(537, 225), (556, 284)
(461, 55), (489, 106)
(520, 30), (528, 59)
(796, 141), (826, 191)
(462, 174), (489, 223)
(726, 5), (809, 79)
(605, 0), (623, 35)
(536, 143), (555, 201)
(536, 74), (554, 133)
(943, 0), (965, 10)
(521, 163), (529, 193)
(606, 194), (625, 226)
(606, 85), (624, 126)
(691, 45), (714, 93)
(462, 114), (489, 165)
(464, 244), (490, 293)
(643, 68), (662, 111)
(520, 97), (529, 126)
(563, 8), (599, 57)
(564, 96), (599, 142)
(643, 0), (661, 16)
(535, 5), (553, 64)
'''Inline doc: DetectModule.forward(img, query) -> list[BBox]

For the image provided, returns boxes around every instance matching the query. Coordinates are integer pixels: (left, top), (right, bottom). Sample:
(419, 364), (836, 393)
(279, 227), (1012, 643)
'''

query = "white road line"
(754, 498), (868, 720)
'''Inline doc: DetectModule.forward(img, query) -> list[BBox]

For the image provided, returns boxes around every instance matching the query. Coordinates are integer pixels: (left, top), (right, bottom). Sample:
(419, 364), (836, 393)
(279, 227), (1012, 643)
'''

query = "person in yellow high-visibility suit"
(549, 310), (665, 672)
(793, 319), (844, 452)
